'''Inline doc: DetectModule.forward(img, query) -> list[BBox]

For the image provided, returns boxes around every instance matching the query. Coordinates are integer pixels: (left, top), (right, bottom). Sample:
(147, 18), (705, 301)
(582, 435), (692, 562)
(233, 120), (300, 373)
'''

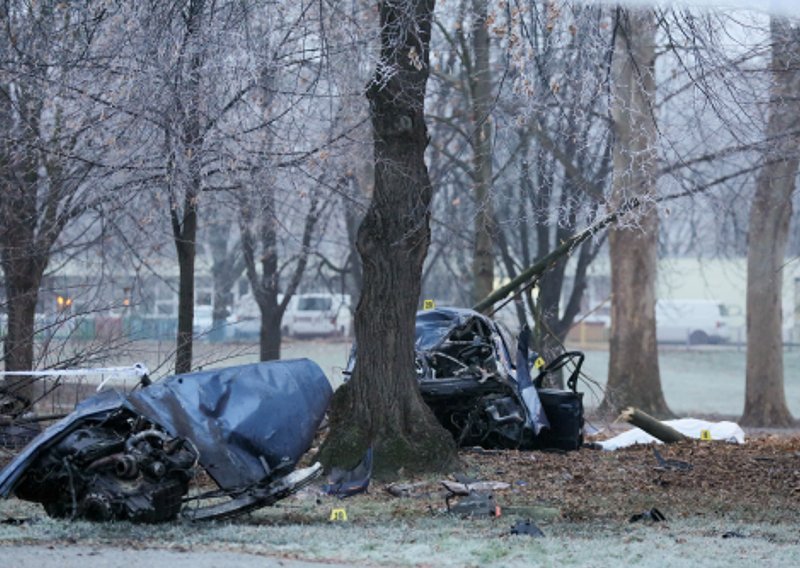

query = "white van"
(656, 299), (732, 345)
(284, 293), (352, 338)
(230, 293), (296, 338)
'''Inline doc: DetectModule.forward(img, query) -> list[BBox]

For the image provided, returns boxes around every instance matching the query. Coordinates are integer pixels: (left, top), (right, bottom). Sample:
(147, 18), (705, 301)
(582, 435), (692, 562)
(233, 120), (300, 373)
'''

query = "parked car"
(656, 299), (732, 345)
(230, 294), (299, 339)
(344, 307), (585, 451)
(284, 293), (352, 338)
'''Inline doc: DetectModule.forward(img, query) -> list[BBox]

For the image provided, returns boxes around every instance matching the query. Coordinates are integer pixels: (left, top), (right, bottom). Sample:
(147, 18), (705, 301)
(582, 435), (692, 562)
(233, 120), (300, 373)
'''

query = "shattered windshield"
(414, 309), (469, 351)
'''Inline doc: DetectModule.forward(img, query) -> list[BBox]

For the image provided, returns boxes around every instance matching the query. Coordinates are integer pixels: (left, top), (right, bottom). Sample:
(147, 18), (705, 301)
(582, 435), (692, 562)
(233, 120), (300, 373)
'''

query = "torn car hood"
(0, 359), (333, 498)
(126, 359), (332, 490)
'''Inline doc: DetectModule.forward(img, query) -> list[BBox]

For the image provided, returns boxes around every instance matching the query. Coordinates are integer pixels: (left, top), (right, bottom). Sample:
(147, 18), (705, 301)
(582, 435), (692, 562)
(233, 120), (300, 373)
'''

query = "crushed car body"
(0, 359), (332, 522)
(346, 307), (585, 451)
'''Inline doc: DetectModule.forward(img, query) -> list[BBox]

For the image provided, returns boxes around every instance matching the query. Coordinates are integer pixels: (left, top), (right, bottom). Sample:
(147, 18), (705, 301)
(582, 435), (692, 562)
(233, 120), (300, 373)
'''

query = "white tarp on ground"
(598, 418), (746, 450)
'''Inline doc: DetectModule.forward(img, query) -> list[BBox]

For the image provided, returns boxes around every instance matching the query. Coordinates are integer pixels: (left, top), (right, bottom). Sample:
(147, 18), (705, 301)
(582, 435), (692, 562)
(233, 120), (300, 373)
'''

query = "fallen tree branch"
(472, 197), (642, 313)
(619, 406), (688, 444)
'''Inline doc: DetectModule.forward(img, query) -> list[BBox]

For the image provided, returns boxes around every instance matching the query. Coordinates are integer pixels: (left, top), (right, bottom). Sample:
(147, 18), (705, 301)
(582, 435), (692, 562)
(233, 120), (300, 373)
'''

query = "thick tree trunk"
(320, 0), (456, 479)
(599, 9), (670, 418)
(470, 0), (495, 305)
(1, 271), (42, 412)
(0, 111), (47, 410)
(742, 18), (800, 427)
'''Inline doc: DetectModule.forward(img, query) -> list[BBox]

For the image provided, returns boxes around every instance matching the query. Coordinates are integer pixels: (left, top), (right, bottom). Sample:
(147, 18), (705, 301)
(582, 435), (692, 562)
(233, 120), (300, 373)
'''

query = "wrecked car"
(345, 307), (585, 451)
(0, 359), (332, 522)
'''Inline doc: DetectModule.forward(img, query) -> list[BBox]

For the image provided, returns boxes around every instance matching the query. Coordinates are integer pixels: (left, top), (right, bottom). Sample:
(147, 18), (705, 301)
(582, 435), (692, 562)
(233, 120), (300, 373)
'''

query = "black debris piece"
(323, 447), (373, 498)
(629, 507), (667, 523)
(653, 447), (693, 472)
(446, 490), (500, 518)
(1, 516), (30, 525)
(509, 519), (545, 537)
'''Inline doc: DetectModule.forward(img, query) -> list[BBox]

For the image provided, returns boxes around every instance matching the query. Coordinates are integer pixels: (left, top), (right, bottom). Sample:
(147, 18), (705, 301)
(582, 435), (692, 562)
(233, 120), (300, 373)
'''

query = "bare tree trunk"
(600, 9), (670, 418)
(174, 221), (197, 374)
(0, 3), (106, 409)
(1, 271), (42, 411)
(742, 18), (800, 427)
(241, 183), (320, 362)
(320, 0), (456, 478)
(470, 0), (495, 306)
(256, 186), (281, 361)
(0, 177), (46, 410)
(209, 221), (244, 341)
(259, 307), (282, 362)
(171, 0), (205, 374)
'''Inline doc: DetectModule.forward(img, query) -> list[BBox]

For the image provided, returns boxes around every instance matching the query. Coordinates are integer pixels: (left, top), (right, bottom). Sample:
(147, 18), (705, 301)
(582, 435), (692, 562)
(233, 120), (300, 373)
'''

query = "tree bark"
(599, 9), (670, 418)
(320, 0), (456, 479)
(171, 0), (205, 375)
(470, 0), (495, 306)
(0, 163), (46, 410)
(0, 266), (43, 412)
(742, 18), (800, 427)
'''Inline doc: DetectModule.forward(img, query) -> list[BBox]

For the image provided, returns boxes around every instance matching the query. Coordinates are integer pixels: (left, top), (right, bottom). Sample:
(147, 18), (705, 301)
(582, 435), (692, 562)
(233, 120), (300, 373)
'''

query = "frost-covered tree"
(0, 1), (120, 411)
(599, 7), (670, 417)
(742, 17), (800, 427)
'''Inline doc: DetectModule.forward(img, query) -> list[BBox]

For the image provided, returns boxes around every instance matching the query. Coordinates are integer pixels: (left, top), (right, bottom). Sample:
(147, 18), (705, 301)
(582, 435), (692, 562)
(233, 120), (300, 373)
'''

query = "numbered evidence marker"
(329, 507), (348, 522)
(423, 299), (435, 310)
(700, 429), (712, 441)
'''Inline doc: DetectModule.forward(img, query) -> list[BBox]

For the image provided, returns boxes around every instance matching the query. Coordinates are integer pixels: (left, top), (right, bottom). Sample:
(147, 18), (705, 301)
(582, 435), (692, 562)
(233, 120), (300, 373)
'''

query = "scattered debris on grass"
(629, 507), (667, 523)
(509, 519), (545, 537)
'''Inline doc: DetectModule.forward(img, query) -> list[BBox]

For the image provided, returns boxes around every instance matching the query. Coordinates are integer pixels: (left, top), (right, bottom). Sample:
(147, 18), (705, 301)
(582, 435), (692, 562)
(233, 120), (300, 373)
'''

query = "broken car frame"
(0, 359), (332, 522)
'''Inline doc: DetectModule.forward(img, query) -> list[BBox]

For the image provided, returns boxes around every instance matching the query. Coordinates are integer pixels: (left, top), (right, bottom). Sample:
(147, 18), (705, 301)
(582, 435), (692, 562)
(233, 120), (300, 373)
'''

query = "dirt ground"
(357, 433), (800, 522)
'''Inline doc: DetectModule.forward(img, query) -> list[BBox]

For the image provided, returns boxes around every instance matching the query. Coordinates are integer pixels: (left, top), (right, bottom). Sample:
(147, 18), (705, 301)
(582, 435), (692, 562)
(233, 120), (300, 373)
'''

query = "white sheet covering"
(598, 418), (745, 450)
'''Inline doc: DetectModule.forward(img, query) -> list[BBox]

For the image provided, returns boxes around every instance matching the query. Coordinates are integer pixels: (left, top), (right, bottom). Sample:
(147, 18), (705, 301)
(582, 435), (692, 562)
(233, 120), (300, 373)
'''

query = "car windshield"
(297, 297), (332, 311)
(414, 309), (467, 350)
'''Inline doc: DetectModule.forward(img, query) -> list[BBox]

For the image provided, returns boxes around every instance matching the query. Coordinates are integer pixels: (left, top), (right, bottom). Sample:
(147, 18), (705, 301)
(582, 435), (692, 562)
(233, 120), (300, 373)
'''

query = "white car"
(230, 293), (297, 338)
(656, 299), (732, 345)
(284, 293), (352, 338)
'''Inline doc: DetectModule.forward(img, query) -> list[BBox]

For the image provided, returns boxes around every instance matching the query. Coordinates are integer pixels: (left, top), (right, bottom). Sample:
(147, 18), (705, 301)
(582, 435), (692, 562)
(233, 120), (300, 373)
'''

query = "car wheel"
(689, 330), (709, 345)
